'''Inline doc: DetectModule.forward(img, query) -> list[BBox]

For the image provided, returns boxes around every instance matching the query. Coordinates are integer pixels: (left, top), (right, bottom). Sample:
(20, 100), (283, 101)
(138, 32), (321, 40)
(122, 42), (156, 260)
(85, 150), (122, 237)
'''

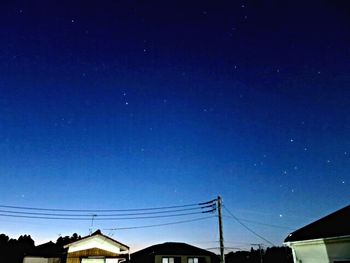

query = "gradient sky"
(0, 0), (350, 252)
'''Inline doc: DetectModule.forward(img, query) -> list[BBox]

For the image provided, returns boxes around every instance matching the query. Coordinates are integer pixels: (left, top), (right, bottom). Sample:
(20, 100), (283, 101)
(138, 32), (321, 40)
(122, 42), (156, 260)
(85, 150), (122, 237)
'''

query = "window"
(81, 259), (105, 263)
(188, 258), (199, 263)
(162, 257), (175, 263)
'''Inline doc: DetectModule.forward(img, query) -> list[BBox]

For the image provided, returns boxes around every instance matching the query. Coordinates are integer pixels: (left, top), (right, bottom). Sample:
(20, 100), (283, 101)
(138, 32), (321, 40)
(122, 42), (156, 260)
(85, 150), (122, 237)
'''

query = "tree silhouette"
(0, 234), (35, 263)
(56, 233), (81, 247)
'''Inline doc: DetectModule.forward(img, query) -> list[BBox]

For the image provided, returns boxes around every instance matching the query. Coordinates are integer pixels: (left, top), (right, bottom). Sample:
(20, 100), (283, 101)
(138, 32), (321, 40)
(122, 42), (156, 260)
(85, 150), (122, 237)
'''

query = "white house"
(23, 230), (129, 263)
(284, 204), (350, 263)
(64, 230), (129, 263)
(23, 241), (64, 263)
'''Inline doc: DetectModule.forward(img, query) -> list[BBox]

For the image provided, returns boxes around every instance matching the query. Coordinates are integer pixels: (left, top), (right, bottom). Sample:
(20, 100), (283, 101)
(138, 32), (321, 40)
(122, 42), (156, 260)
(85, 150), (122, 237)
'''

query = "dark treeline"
(0, 233), (81, 263)
(226, 246), (293, 263)
(0, 234), (34, 263)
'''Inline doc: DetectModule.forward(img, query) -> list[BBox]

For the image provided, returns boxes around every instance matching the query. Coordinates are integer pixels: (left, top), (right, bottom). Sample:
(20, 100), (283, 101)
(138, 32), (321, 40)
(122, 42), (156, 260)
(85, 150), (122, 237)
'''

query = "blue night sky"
(0, 0), (349, 252)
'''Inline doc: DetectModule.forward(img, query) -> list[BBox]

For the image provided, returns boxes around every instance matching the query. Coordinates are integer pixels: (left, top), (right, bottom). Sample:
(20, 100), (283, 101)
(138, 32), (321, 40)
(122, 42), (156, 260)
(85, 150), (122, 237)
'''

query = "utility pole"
(217, 196), (225, 263)
(251, 244), (263, 263)
(258, 244), (263, 263)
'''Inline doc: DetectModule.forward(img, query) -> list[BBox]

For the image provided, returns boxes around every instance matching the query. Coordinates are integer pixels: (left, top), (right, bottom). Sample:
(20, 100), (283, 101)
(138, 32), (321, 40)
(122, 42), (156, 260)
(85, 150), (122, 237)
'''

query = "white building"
(284, 204), (350, 263)
(23, 230), (129, 263)
(64, 230), (129, 263)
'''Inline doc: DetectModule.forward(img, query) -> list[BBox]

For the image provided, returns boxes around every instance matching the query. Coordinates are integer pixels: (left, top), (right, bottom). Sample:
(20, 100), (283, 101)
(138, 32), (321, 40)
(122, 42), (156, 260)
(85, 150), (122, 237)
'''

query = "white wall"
(80, 259), (123, 263)
(23, 257), (49, 263)
(288, 237), (350, 263)
(68, 235), (121, 254)
(81, 259), (105, 263)
(23, 257), (61, 263)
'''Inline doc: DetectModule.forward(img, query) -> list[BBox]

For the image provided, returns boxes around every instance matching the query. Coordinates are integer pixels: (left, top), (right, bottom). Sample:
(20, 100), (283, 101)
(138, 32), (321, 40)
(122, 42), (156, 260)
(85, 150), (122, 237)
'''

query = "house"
(23, 230), (129, 263)
(284, 204), (350, 263)
(130, 242), (219, 263)
(64, 230), (130, 263)
(23, 241), (66, 263)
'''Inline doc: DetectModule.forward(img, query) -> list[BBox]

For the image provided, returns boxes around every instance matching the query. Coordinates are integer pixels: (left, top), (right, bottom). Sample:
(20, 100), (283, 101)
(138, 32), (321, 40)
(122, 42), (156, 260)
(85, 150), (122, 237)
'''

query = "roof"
(132, 242), (217, 257)
(64, 230), (129, 250)
(26, 241), (67, 257)
(284, 204), (350, 242)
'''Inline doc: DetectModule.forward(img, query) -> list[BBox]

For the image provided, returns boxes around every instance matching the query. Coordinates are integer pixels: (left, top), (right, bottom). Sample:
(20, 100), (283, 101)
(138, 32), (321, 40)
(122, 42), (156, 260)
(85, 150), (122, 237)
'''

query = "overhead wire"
(0, 205), (216, 217)
(0, 209), (216, 221)
(222, 205), (276, 246)
(0, 199), (216, 212)
(104, 215), (216, 230)
(0, 199), (217, 221)
(222, 215), (294, 230)
(206, 247), (243, 251)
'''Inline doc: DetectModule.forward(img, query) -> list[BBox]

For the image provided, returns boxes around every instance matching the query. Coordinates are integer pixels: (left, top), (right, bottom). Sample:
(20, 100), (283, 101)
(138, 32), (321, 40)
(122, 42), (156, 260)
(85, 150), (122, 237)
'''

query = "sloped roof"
(284, 204), (350, 242)
(64, 230), (129, 250)
(27, 241), (67, 257)
(132, 242), (217, 257)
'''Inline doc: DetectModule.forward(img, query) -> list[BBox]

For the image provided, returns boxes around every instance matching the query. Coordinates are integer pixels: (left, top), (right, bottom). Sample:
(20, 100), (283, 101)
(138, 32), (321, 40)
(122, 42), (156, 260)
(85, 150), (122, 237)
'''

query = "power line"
(0, 199), (216, 212)
(222, 205), (276, 246)
(0, 205), (216, 217)
(104, 215), (215, 230)
(239, 218), (294, 230)
(0, 209), (216, 221)
(222, 215), (294, 230)
(206, 247), (243, 251)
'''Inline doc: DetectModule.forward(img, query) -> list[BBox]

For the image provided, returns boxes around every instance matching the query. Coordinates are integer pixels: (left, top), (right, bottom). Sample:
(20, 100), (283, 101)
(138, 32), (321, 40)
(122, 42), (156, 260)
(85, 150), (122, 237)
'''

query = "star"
(125, 101), (129, 105)
(290, 138), (294, 142)
(71, 19), (75, 23)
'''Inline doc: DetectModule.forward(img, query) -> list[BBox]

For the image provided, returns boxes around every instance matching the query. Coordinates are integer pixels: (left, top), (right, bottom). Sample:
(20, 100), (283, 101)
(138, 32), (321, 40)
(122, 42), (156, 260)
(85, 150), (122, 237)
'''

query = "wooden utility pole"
(251, 244), (263, 263)
(258, 244), (263, 263)
(217, 196), (225, 263)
